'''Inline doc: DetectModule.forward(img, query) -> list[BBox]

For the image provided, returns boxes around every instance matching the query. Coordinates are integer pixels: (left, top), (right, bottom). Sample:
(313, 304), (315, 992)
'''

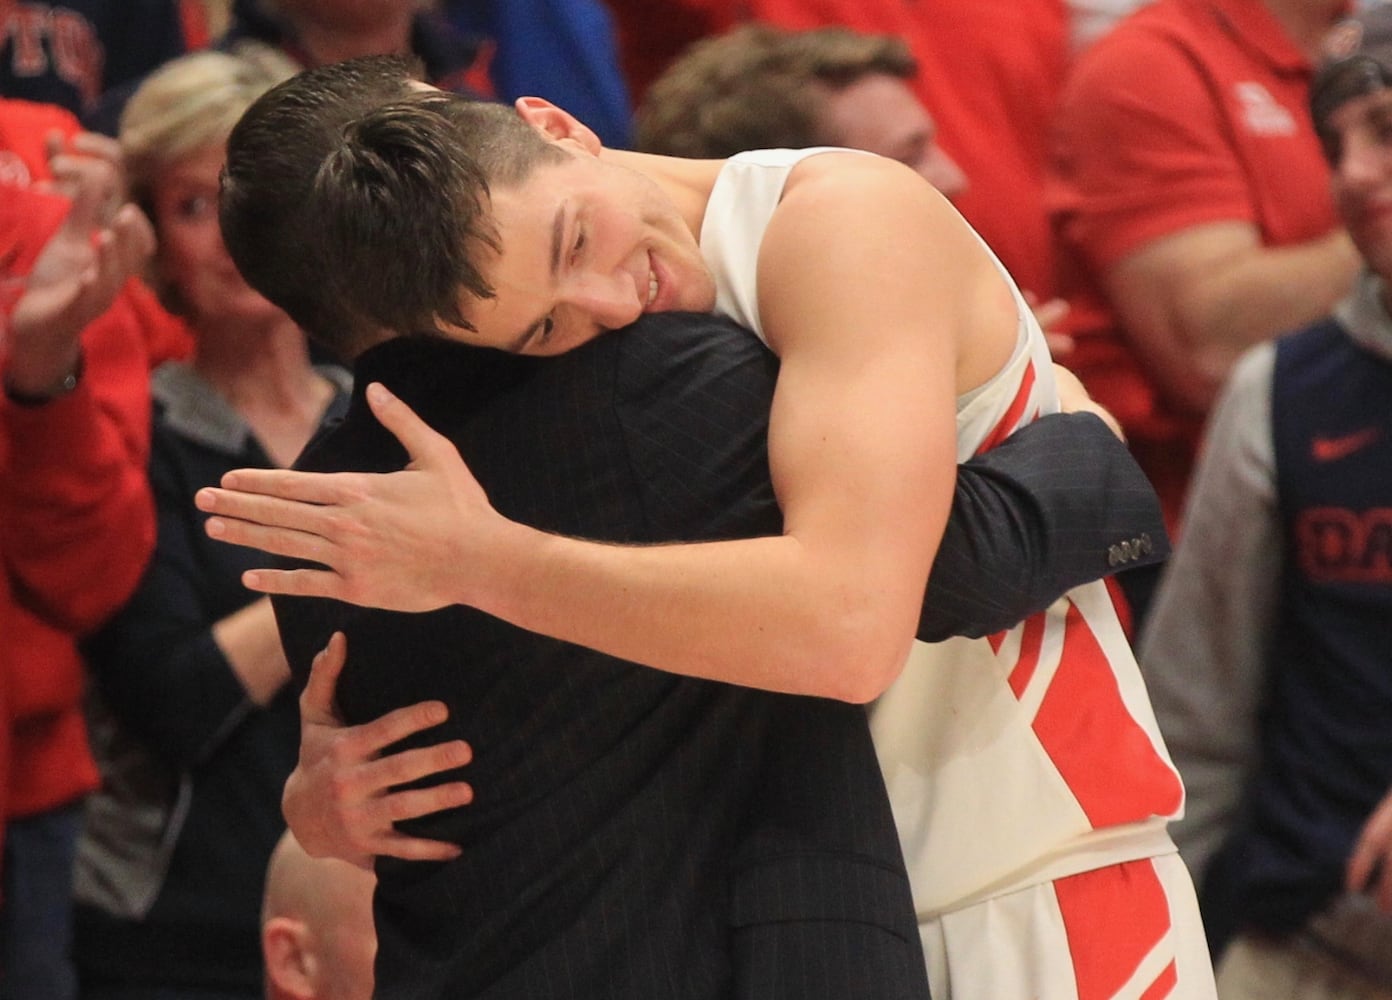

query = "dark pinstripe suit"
(274, 312), (1166, 1000)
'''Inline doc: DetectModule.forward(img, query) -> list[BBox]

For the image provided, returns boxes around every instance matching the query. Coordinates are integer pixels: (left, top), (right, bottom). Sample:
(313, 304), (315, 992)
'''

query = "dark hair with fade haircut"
(304, 91), (569, 350)
(634, 24), (916, 158)
(221, 55), (421, 358)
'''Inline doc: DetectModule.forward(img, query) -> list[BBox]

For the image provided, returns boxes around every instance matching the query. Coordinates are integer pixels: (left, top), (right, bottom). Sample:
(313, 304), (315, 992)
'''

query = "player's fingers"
(241, 566), (346, 600)
(364, 740), (473, 790)
(300, 632), (349, 722)
(211, 466), (362, 505)
(198, 486), (333, 535)
(365, 382), (457, 467)
(208, 467), (342, 504)
(205, 516), (339, 567)
(338, 702), (455, 762)
(381, 781), (475, 824)
(376, 832), (463, 863)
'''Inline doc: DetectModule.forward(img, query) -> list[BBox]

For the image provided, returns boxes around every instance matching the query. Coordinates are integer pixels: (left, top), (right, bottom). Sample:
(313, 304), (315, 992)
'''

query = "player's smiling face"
(445, 152), (716, 356)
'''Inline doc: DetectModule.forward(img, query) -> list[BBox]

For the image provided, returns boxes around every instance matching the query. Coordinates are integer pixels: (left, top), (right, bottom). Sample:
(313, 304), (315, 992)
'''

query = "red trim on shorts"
(975, 361), (1036, 456)
(1054, 859), (1172, 1000)
(1031, 605), (1183, 827)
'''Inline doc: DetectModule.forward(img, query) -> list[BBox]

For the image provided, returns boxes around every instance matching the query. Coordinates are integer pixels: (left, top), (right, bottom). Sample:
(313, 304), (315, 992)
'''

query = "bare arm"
(210, 597), (292, 706)
(200, 159), (987, 703)
(1104, 221), (1359, 416)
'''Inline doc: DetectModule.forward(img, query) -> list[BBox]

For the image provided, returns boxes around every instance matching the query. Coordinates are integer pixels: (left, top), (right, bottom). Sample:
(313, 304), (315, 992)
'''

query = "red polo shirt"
(1048, 0), (1341, 528)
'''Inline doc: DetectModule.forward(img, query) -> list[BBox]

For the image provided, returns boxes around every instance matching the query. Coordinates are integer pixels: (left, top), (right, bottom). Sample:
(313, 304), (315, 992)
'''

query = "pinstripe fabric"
(274, 315), (927, 1000)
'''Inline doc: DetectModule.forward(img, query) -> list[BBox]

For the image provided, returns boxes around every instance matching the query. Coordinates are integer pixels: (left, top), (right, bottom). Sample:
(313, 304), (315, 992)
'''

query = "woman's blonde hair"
(120, 43), (299, 213)
(119, 43), (298, 313)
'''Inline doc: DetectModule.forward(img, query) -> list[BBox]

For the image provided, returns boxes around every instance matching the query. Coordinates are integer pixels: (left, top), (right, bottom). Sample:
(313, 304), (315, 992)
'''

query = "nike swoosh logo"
(1311, 427), (1381, 462)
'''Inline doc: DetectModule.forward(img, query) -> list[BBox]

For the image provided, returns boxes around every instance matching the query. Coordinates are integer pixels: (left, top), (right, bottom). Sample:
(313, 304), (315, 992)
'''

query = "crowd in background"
(3, 0), (1392, 997)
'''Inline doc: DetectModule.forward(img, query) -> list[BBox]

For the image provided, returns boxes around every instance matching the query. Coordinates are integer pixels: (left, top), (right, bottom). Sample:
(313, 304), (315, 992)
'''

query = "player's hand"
(282, 632), (474, 869)
(1053, 363), (1123, 441)
(1347, 785), (1392, 913)
(196, 382), (505, 612)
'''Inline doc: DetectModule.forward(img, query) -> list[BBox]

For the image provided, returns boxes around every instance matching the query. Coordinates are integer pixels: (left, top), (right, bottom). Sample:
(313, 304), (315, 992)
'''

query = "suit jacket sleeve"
(918, 410), (1169, 641)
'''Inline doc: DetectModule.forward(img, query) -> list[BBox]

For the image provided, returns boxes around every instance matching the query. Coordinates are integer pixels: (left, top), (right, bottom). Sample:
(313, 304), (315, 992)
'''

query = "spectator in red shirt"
(0, 98), (188, 1000)
(1049, 0), (1358, 532)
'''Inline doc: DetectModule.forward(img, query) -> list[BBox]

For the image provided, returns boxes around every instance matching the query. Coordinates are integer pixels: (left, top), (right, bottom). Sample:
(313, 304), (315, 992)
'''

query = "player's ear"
(514, 97), (602, 154)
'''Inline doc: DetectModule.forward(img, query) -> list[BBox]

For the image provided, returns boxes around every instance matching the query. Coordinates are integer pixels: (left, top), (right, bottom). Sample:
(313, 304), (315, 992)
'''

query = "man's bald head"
(262, 831), (377, 1000)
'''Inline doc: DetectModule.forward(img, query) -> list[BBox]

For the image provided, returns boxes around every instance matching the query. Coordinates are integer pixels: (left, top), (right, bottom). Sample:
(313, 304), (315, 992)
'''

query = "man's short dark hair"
(220, 56), (419, 357)
(221, 57), (567, 359)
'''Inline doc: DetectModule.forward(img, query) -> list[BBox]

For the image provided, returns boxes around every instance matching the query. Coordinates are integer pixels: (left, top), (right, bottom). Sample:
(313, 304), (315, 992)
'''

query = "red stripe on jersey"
(1031, 605), (1183, 828)
(1055, 859), (1172, 1000)
(974, 361), (1037, 456)
(1007, 612), (1046, 698)
(1140, 961), (1179, 1000)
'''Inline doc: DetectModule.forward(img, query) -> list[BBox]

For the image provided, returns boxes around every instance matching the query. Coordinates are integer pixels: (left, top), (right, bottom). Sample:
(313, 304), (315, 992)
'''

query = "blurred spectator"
(633, 23), (1089, 351)
(0, 98), (188, 1000)
(1139, 7), (1392, 996)
(605, 0), (1144, 303)
(221, 0), (485, 92)
(261, 831), (375, 1000)
(1049, 0), (1358, 532)
(634, 24), (966, 198)
(443, 0), (633, 148)
(72, 48), (349, 999)
(0, 1), (200, 118)
(84, 0), (491, 137)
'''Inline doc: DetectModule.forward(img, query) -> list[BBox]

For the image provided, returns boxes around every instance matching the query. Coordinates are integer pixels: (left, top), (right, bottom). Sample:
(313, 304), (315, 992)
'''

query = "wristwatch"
(4, 351), (85, 407)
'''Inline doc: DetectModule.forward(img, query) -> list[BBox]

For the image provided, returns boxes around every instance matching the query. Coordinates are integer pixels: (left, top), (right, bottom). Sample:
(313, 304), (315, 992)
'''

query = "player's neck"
(601, 148), (724, 241)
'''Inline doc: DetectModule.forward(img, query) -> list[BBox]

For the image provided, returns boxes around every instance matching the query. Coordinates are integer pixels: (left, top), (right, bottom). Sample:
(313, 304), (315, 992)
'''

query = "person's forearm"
(466, 518), (919, 704)
(1188, 230), (1357, 369)
(212, 597), (292, 706)
(1157, 231), (1359, 413)
(920, 411), (1168, 641)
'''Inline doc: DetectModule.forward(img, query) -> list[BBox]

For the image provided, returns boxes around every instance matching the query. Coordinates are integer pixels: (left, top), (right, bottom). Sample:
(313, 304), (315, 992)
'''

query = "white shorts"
(920, 852), (1217, 1000)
